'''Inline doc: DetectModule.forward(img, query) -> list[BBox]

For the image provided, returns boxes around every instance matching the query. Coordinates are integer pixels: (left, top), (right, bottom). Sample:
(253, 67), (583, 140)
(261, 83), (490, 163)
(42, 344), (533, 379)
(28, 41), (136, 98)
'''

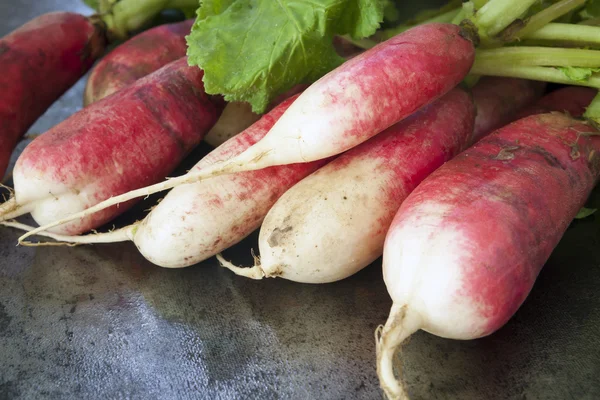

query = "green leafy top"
(186, 0), (385, 113)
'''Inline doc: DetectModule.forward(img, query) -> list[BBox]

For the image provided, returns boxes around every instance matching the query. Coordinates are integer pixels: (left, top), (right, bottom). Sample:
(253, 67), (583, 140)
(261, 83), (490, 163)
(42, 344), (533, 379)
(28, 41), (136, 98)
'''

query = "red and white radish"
(376, 112), (600, 399)
(0, 12), (105, 178)
(10, 94), (331, 268)
(218, 88), (475, 283)
(0, 57), (223, 235)
(19, 22), (477, 239)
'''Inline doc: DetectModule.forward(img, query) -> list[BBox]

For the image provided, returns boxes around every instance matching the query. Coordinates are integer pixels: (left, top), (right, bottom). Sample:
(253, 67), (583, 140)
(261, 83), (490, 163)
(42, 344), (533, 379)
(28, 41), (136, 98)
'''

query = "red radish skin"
(8, 94), (331, 269)
(82, 18), (260, 148)
(219, 88), (475, 283)
(376, 113), (600, 399)
(83, 19), (193, 105)
(471, 77), (545, 142)
(2, 57), (223, 235)
(0, 12), (105, 177)
(517, 86), (597, 119)
(19, 23), (477, 238)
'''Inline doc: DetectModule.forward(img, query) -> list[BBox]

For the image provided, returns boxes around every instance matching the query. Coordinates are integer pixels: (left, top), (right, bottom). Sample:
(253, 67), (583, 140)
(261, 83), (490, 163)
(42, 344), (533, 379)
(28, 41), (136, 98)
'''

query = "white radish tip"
(1, 220), (81, 247)
(375, 304), (420, 400)
(216, 253), (265, 280)
(1, 220), (131, 247)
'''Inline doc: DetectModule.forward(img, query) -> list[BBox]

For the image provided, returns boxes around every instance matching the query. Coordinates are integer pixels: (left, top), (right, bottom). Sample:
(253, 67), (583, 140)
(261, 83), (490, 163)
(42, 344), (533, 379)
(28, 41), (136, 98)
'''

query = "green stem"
(101, 0), (198, 40)
(451, 8), (466, 25)
(584, 93), (600, 127)
(513, 0), (586, 39)
(474, 0), (538, 36)
(525, 23), (600, 46)
(469, 63), (600, 89)
(475, 47), (600, 68)
(452, 0), (489, 26)
(578, 17), (600, 26)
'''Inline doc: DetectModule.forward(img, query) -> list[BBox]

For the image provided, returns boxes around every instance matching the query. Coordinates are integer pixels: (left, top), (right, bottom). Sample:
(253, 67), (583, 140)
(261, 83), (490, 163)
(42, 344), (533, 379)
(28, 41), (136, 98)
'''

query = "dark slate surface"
(0, 1), (599, 399)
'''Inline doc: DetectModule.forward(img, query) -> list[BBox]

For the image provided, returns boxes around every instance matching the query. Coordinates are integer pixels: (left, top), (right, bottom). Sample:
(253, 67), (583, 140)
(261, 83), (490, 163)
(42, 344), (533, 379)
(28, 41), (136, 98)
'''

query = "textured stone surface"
(0, 2), (599, 399)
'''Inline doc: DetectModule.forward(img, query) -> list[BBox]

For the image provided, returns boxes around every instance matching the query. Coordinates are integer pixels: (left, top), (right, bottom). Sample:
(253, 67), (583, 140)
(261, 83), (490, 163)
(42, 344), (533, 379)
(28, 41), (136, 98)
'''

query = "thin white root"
(216, 253), (265, 280)
(0, 196), (32, 221)
(1, 220), (133, 246)
(375, 304), (421, 400)
(16, 146), (276, 242)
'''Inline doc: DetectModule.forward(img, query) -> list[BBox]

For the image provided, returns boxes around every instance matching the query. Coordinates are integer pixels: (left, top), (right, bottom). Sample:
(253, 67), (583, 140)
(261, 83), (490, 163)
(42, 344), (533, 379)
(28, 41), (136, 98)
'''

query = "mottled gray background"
(1, 1), (599, 399)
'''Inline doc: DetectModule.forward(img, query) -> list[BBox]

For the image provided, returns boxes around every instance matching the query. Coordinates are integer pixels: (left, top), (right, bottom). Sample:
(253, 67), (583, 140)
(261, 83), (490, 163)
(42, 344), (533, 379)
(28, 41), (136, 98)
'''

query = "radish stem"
(469, 64), (600, 89)
(473, 0), (537, 37)
(99, 0), (198, 39)
(474, 47), (600, 68)
(512, 0), (586, 40)
(525, 23), (600, 46)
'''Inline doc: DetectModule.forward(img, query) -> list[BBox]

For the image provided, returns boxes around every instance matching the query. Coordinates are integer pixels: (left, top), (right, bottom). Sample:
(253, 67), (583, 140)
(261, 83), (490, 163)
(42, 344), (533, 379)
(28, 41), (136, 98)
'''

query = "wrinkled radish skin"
(376, 112), (600, 399)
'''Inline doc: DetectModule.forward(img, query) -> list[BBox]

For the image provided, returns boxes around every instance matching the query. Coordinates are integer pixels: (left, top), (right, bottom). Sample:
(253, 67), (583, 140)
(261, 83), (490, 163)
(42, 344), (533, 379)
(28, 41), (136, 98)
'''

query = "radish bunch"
(3, 3), (600, 399)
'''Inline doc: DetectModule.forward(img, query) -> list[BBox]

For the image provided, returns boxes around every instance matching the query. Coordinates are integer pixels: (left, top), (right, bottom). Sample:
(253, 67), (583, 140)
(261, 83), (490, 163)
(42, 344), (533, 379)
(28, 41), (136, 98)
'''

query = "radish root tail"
(1, 220), (133, 246)
(16, 146), (276, 242)
(0, 196), (32, 221)
(216, 253), (265, 280)
(375, 304), (421, 400)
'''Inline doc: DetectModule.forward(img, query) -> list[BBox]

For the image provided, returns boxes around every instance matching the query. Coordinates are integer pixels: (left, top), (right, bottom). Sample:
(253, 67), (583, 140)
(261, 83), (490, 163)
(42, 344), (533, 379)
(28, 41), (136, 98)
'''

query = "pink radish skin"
(219, 88), (475, 283)
(2, 57), (223, 235)
(10, 94), (331, 268)
(376, 113), (600, 399)
(471, 77), (545, 142)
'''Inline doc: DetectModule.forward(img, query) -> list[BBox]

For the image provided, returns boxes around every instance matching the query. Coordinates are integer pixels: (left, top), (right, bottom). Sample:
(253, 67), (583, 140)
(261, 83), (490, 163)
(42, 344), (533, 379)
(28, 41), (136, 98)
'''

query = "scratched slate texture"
(0, 1), (599, 400)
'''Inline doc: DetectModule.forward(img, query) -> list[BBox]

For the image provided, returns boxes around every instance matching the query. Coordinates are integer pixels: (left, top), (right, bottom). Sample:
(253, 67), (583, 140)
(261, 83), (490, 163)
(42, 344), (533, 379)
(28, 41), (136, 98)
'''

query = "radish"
(218, 87), (475, 283)
(376, 112), (600, 399)
(10, 94), (332, 269)
(19, 22), (477, 239)
(83, 19), (195, 106)
(0, 12), (105, 178)
(82, 18), (260, 148)
(471, 77), (545, 141)
(0, 57), (223, 235)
